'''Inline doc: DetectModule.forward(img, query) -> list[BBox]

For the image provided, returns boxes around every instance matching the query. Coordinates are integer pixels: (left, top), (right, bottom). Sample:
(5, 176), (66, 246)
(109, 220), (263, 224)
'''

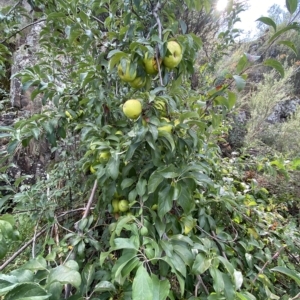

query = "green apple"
(117, 59), (136, 82)
(90, 166), (96, 174)
(118, 199), (129, 212)
(158, 118), (172, 133)
(65, 110), (73, 119)
(143, 53), (161, 75)
(115, 130), (123, 136)
(112, 199), (120, 213)
(140, 226), (148, 236)
(163, 41), (183, 69)
(123, 99), (142, 119)
(129, 76), (146, 89)
(158, 124), (172, 133)
(98, 151), (110, 163)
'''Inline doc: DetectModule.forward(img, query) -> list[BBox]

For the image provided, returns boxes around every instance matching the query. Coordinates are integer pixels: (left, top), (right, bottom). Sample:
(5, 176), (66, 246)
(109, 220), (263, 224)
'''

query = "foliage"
(0, 0), (300, 299)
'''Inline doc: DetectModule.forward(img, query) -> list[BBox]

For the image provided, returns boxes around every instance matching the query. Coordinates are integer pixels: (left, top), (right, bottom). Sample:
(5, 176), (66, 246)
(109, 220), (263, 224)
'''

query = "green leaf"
(121, 178), (136, 190)
(286, 0), (298, 14)
(192, 253), (211, 274)
(271, 266), (300, 285)
(218, 256), (234, 276)
(223, 273), (235, 300)
(264, 59), (284, 78)
(227, 91), (237, 109)
(236, 292), (257, 300)
(0, 274), (19, 296)
(21, 257), (47, 271)
(47, 264), (81, 288)
(115, 215), (135, 236)
(5, 283), (50, 300)
(158, 185), (173, 219)
(278, 40), (298, 55)
(233, 75), (246, 91)
(236, 54), (248, 74)
(268, 23), (300, 44)
(112, 250), (138, 284)
(94, 281), (116, 293)
(151, 274), (170, 300)
(113, 237), (139, 250)
(107, 154), (120, 180)
(148, 172), (164, 194)
(132, 265), (153, 300)
(209, 268), (224, 293)
(136, 178), (147, 196)
(81, 264), (95, 294)
(256, 17), (276, 32)
(233, 269), (243, 289)
(9, 270), (34, 284)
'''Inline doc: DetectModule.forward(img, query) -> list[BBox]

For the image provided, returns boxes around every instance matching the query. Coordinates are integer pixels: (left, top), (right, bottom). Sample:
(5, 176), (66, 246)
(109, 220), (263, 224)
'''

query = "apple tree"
(1, 0), (300, 299)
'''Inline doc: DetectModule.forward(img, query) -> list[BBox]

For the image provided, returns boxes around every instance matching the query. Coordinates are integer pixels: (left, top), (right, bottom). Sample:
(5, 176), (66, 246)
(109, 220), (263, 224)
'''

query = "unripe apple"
(112, 199), (120, 213)
(118, 59), (136, 82)
(143, 53), (162, 75)
(140, 226), (148, 236)
(129, 76), (146, 89)
(123, 99), (142, 119)
(90, 166), (96, 174)
(163, 41), (183, 69)
(98, 151), (110, 163)
(65, 110), (73, 119)
(118, 199), (129, 212)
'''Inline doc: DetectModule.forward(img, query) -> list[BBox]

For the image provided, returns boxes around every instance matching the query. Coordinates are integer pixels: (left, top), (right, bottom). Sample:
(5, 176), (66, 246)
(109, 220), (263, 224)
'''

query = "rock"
(266, 98), (300, 124)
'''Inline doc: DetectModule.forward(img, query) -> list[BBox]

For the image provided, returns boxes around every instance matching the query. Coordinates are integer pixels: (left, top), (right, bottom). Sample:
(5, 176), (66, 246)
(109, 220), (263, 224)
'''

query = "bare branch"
(0, 18), (46, 44)
(0, 226), (48, 271)
(195, 275), (209, 296)
(5, 0), (22, 17)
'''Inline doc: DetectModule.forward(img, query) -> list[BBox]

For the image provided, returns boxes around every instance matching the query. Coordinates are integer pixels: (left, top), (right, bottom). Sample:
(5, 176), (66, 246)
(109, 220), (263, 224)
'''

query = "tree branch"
(0, 18), (46, 44)
(0, 226), (48, 271)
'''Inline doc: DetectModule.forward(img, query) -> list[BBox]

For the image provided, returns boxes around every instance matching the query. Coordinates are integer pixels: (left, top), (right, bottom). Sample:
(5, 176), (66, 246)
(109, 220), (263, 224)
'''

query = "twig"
(0, 18), (46, 44)
(152, 2), (165, 86)
(252, 246), (286, 285)
(5, 0), (22, 17)
(82, 179), (98, 219)
(195, 275), (209, 296)
(0, 226), (48, 271)
(90, 15), (105, 25)
(152, 1), (162, 40)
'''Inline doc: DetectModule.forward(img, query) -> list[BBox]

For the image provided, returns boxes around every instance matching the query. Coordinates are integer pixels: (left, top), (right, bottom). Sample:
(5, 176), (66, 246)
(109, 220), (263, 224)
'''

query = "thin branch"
(195, 275), (209, 296)
(82, 179), (98, 219)
(0, 18), (46, 44)
(90, 15), (105, 26)
(5, 0), (22, 17)
(0, 226), (48, 271)
(153, 1), (162, 40)
(251, 246), (286, 285)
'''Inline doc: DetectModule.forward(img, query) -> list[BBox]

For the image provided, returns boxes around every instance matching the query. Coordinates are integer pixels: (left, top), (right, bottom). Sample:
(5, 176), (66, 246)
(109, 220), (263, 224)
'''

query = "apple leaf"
(286, 0), (298, 14)
(256, 17), (276, 32)
(277, 40), (298, 55)
(271, 266), (300, 285)
(132, 265), (153, 300)
(264, 59), (284, 78)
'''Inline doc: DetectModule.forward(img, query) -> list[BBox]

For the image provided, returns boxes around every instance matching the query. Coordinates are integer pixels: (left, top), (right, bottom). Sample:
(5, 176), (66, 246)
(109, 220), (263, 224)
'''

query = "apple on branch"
(163, 41), (183, 69)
